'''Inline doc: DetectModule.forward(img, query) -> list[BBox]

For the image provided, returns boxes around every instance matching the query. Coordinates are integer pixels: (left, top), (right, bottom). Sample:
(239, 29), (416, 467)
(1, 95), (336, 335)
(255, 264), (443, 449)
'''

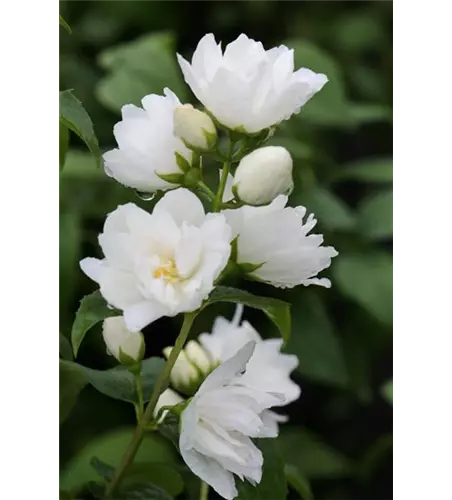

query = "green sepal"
(183, 167), (201, 189)
(156, 172), (185, 185)
(175, 152), (191, 173)
(118, 347), (143, 368)
(202, 128), (218, 150)
(240, 261), (265, 274)
(230, 236), (238, 262)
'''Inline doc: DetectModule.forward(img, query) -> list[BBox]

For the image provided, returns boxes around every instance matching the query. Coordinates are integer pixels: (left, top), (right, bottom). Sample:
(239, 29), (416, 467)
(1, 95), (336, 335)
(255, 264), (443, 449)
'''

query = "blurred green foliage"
(60, 1), (392, 499)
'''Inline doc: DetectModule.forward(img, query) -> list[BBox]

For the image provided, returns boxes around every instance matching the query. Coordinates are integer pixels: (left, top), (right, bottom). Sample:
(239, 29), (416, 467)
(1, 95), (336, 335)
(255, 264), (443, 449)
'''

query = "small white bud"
(233, 146), (294, 205)
(184, 340), (213, 375)
(174, 104), (217, 151)
(163, 346), (200, 395)
(154, 388), (184, 423)
(102, 316), (145, 365)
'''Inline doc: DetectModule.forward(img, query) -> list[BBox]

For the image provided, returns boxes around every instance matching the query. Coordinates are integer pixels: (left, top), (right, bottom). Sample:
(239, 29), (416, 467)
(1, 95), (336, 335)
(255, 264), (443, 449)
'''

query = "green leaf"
(71, 290), (117, 357)
(286, 40), (351, 127)
(335, 158), (393, 183)
(60, 427), (178, 493)
(60, 121), (69, 170)
(60, 357), (164, 403)
(90, 457), (115, 481)
(237, 439), (286, 499)
(348, 103), (392, 125)
(96, 32), (188, 113)
(333, 252), (393, 325)
(358, 189), (393, 240)
(278, 428), (351, 479)
(59, 90), (102, 168)
(57, 210), (82, 331)
(284, 465), (313, 500)
(158, 413), (180, 450)
(293, 186), (355, 231)
(381, 379), (393, 405)
(59, 359), (87, 424)
(59, 14), (72, 34)
(287, 291), (348, 388)
(60, 151), (104, 180)
(59, 332), (73, 361)
(122, 464), (184, 497)
(203, 286), (291, 344)
(114, 482), (173, 500)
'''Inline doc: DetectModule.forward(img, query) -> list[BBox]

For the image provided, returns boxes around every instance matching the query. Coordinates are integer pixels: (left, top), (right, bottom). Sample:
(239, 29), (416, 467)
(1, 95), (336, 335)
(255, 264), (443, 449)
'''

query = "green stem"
(200, 481), (209, 500)
(197, 181), (216, 200)
(135, 373), (144, 422)
(213, 139), (235, 212)
(104, 312), (197, 498)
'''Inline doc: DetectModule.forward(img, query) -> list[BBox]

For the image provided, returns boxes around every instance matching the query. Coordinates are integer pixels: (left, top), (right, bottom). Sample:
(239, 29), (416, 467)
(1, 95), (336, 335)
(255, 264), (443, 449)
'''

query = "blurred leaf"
(60, 151), (104, 180)
(237, 440), (286, 499)
(59, 90), (102, 168)
(286, 39), (351, 126)
(335, 158), (392, 183)
(114, 482), (173, 500)
(71, 290), (118, 357)
(287, 291), (348, 388)
(349, 103), (392, 125)
(59, 14), (72, 34)
(267, 137), (315, 162)
(91, 457), (115, 481)
(60, 359), (87, 424)
(60, 211), (81, 318)
(60, 357), (164, 403)
(122, 464), (184, 496)
(204, 286), (291, 344)
(333, 253), (393, 325)
(284, 465), (313, 500)
(381, 379), (393, 405)
(293, 186), (355, 231)
(357, 434), (393, 481)
(278, 428), (351, 478)
(60, 427), (178, 492)
(358, 189), (393, 240)
(96, 32), (188, 113)
(334, 14), (384, 53)
(60, 332), (74, 361)
(60, 122), (69, 170)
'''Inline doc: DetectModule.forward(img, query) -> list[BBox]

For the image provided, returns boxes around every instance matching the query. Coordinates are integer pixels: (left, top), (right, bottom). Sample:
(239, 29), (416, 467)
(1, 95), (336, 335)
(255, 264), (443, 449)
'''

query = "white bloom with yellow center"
(179, 342), (283, 500)
(177, 33), (328, 133)
(222, 195), (338, 288)
(80, 188), (232, 332)
(103, 88), (191, 193)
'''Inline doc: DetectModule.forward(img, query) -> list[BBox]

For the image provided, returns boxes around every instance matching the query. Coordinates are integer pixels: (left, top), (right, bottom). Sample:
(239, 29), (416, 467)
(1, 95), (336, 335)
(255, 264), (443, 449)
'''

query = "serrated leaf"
(71, 290), (117, 357)
(287, 290), (348, 388)
(59, 359), (87, 424)
(333, 252), (393, 325)
(60, 357), (164, 403)
(60, 428), (178, 492)
(336, 158), (393, 183)
(284, 465), (313, 500)
(293, 186), (355, 231)
(358, 189), (393, 240)
(278, 428), (351, 478)
(203, 286), (291, 344)
(60, 121), (69, 170)
(237, 440), (286, 499)
(59, 14), (72, 34)
(59, 90), (102, 168)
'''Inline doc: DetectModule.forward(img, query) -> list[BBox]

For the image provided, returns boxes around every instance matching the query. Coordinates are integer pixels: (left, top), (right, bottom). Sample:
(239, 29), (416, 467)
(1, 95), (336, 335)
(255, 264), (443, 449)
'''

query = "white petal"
(153, 188), (205, 227)
(123, 300), (168, 332)
(80, 257), (105, 283)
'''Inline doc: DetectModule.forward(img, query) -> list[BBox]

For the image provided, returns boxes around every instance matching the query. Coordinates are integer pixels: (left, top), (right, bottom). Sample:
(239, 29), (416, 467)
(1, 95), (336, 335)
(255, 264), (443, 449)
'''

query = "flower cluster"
(80, 33), (338, 499)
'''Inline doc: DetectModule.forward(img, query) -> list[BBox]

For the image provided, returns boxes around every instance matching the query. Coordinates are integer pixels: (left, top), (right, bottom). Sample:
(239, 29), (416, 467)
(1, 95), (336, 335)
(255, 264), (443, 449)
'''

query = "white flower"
(179, 342), (283, 500)
(177, 34), (328, 133)
(199, 305), (300, 407)
(80, 188), (232, 332)
(102, 316), (145, 365)
(222, 195), (338, 288)
(103, 88), (191, 193)
(154, 388), (184, 423)
(233, 146), (293, 205)
(174, 104), (217, 151)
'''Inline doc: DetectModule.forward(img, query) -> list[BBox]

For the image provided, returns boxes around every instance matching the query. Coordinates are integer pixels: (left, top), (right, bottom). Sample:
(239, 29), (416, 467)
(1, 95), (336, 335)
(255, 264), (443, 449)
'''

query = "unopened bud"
(174, 104), (217, 151)
(154, 388), (184, 423)
(102, 316), (145, 366)
(233, 146), (293, 205)
(184, 340), (214, 375)
(163, 346), (200, 395)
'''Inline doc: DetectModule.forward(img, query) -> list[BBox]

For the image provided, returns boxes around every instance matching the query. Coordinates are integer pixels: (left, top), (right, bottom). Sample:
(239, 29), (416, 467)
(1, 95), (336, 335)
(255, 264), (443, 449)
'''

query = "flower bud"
(163, 346), (200, 395)
(154, 388), (184, 423)
(184, 340), (214, 375)
(102, 316), (145, 366)
(174, 104), (217, 151)
(233, 146), (293, 205)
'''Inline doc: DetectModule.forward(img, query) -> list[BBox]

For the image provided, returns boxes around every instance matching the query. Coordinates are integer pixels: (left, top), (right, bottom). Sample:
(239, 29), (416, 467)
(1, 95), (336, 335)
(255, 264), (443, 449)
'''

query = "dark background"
(59, 1), (393, 499)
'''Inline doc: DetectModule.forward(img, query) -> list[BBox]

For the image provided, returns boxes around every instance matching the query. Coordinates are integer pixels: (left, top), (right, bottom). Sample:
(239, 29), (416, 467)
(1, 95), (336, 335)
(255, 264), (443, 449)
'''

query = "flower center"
(153, 258), (180, 283)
